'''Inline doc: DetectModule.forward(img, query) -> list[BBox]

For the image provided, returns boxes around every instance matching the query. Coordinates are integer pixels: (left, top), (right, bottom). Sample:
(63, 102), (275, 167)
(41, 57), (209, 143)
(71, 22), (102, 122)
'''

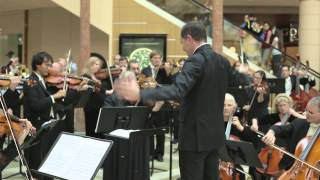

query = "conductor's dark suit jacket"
(141, 44), (246, 152)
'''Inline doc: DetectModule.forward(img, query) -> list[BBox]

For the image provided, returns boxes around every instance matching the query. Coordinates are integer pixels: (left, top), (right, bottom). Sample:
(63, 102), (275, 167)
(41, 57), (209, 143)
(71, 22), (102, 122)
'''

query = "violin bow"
(105, 58), (114, 89)
(0, 91), (33, 179)
(62, 49), (71, 101)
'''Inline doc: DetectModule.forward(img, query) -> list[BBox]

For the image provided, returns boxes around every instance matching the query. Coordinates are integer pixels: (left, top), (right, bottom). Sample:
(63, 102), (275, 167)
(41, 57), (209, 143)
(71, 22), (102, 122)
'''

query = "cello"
(278, 127), (320, 180)
(255, 128), (320, 179)
(219, 112), (241, 180)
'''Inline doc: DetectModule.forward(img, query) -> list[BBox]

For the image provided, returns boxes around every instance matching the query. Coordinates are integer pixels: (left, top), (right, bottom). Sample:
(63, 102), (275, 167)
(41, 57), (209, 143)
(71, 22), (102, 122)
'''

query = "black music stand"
(266, 78), (285, 94)
(266, 78), (285, 111)
(21, 119), (60, 150)
(96, 106), (166, 180)
(95, 106), (151, 134)
(2, 119), (60, 179)
(219, 140), (262, 180)
(31, 132), (113, 180)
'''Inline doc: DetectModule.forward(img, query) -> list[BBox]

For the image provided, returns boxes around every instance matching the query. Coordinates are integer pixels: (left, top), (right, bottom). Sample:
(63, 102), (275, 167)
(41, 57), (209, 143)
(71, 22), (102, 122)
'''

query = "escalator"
(146, 0), (320, 85)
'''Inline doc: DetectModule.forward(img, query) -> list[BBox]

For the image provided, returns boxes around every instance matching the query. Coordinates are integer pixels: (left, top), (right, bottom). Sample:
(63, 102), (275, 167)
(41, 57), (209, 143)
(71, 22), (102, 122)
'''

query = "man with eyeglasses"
(262, 96), (320, 172)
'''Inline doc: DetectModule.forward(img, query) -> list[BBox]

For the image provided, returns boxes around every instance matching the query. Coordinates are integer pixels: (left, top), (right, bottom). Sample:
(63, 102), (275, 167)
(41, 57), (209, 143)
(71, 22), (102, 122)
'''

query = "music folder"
(33, 132), (113, 180)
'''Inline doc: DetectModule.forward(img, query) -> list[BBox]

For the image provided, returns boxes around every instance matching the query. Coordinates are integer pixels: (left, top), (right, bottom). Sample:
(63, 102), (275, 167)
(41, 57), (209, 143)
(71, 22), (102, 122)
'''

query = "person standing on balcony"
(261, 22), (273, 69)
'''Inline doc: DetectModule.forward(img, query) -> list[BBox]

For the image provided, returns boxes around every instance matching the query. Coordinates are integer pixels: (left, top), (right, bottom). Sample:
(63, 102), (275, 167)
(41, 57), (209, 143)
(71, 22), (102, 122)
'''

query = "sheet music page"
(109, 129), (140, 139)
(38, 133), (111, 180)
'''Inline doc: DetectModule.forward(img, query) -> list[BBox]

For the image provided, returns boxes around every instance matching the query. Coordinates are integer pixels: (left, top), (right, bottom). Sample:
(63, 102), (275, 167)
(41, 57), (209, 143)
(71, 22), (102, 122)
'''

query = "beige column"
(75, 0), (91, 132)
(79, 0), (91, 72)
(299, 0), (320, 77)
(212, 0), (223, 54)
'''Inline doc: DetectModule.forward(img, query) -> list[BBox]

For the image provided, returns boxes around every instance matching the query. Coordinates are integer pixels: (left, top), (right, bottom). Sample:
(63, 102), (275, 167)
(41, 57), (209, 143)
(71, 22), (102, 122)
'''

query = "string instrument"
(253, 129), (320, 179)
(255, 113), (291, 175)
(94, 67), (122, 80)
(304, 61), (320, 98)
(46, 67), (101, 90)
(278, 127), (320, 180)
(219, 114), (241, 180)
(0, 89), (34, 179)
(290, 60), (311, 112)
(138, 74), (158, 89)
(0, 76), (36, 87)
(0, 112), (36, 138)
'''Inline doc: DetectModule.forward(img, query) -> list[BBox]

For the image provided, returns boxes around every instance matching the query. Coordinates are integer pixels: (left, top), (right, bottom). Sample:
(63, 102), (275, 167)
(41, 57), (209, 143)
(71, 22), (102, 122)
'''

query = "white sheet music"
(109, 129), (140, 139)
(38, 133), (111, 180)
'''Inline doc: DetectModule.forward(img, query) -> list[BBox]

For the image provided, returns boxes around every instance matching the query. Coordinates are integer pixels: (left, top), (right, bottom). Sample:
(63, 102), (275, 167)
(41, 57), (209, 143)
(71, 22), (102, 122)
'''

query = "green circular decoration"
(129, 48), (152, 69)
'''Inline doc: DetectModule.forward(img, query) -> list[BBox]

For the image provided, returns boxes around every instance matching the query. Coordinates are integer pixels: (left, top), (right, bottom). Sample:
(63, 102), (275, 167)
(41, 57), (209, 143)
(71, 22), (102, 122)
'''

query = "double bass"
(290, 60), (311, 112)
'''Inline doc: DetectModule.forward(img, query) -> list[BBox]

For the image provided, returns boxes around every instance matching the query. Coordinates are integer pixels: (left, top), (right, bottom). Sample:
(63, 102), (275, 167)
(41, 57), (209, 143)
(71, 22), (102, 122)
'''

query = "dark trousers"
(150, 111), (168, 156)
(179, 149), (219, 180)
(84, 108), (103, 138)
(272, 54), (282, 78)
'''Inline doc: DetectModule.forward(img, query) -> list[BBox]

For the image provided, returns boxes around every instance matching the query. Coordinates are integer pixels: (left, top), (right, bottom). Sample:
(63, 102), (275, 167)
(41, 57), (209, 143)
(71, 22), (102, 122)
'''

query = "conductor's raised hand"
(114, 72), (140, 102)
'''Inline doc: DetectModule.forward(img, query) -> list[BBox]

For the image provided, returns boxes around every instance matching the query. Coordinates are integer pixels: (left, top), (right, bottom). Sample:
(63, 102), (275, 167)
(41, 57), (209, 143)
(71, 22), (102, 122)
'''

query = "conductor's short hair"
(181, 22), (207, 42)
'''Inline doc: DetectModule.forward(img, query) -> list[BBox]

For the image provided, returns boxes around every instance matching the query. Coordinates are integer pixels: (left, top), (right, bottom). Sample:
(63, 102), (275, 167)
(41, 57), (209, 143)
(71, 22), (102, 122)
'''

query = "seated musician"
(262, 96), (320, 172)
(119, 56), (129, 73)
(243, 70), (270, 123)
(128, 60), (141, 78)
(0, 118), (33, 171)
(251, 93), (306, 134)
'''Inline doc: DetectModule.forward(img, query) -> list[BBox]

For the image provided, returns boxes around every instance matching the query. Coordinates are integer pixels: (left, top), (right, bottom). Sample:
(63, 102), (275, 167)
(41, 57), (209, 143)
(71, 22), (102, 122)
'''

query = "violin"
(137, 74), (158, 89)
(278, 127), (320, 180)
(0, 113), (35, 138)
(94, 67), (122, 80)
(45, 67), (101, 90)
(0, 76), (36, 87)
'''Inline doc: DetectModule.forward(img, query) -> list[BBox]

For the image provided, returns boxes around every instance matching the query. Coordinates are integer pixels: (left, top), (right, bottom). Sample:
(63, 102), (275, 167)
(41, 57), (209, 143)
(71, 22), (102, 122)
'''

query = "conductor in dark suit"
(114, 22), (248, 180)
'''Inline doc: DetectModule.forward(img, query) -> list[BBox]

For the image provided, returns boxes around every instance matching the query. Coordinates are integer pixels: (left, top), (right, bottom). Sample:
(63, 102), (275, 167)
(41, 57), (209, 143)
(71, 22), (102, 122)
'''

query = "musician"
(0, 118), (33, 172)
(23, 51), (66, 179)
(112, 54), (121, 68)
(243, 70), (270, 123)
(262, 96), (320, 171)
(114, 22), (248, 180)
(128, 59), (141, 78)
(141, 50), (171, 162)
(222, 93), (251, 180)
(83, 53), (111, 138)
(251, 93), (306, 134)
(1, 51), (19, 75)
(119, 56), (129, 73)
(47, 58), (86, 133)
(2, 76), (23, 117)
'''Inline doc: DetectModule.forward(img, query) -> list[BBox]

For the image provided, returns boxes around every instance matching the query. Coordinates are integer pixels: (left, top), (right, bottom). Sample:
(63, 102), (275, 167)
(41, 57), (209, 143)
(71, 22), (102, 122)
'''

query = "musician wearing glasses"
(262, 96), (320, 172)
